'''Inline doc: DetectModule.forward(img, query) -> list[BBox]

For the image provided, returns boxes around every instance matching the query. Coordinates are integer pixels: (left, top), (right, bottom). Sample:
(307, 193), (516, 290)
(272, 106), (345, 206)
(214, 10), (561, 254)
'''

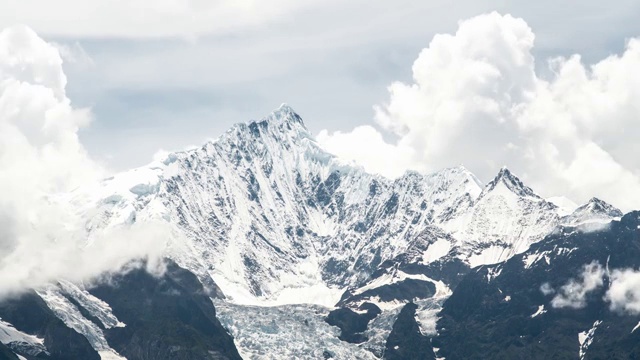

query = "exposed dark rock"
(0, 342), (18, 360)
(88, 260), (242, 360)
(384, 302), (435, 360)
(325, 302), (381, 343)
(0, 291), (100, 360)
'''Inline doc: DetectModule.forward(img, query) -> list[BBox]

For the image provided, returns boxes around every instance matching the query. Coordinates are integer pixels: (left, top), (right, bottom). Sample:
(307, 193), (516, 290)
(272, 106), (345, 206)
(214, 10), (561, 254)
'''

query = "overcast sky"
(2, 0), (640, 209)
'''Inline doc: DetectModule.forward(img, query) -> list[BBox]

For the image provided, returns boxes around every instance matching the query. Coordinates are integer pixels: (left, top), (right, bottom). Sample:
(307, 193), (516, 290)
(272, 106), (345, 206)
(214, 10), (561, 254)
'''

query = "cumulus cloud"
(551, 261), (604, 309)
(318, 12), (640, 211)
(605, 268), (640, 315)
(50, 41), (94, 68)
(0, 26), (167, 297)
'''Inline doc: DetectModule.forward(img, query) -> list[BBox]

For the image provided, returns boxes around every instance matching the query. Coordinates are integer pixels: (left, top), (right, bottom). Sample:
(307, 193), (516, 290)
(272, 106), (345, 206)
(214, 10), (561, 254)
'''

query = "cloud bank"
(0, 26), (167, 297)
(318, 12), (640, 211)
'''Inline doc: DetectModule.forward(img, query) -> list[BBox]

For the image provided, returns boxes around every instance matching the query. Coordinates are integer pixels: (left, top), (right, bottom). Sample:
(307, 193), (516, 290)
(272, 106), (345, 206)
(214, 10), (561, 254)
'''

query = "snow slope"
(0, 319), (48, 357)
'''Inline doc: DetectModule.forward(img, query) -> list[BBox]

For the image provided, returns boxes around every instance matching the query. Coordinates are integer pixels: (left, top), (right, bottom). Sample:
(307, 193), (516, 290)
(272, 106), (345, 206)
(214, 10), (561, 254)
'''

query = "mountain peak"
(560, 197), (623, 226)
(483, 166), (539, 199)
(441, 165), (484, 192)
(262, 103), (305, 127)
(588, 197), (608, 205)
(582, 197), (623, 217)
(496, 166), (512, 178)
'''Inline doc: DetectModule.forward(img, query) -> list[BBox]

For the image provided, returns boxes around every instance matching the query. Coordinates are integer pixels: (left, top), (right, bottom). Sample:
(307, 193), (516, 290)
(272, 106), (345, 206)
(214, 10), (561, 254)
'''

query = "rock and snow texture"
(0, 319), (48, 357)
(57, 280), (126, 330)
(561, 197), (623, 227)
(443, 167), (561, 266)
(69, 105), (474, 304)
(68, 105), (623, 308)
(530, 305), (546, 318)
(37, 285), (126, 360)
(579, 320), (602, 360)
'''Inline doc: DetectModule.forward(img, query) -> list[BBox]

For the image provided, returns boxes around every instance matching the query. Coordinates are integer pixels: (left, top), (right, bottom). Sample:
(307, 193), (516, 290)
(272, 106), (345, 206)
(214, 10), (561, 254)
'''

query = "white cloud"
(318, 12), (640, 211)
(317, 125), (415, 178)
(0, 26), (167, 297)
(551, 261), (604, 309)
(605, 268), (640, 315)
(544, 264), (640, 315)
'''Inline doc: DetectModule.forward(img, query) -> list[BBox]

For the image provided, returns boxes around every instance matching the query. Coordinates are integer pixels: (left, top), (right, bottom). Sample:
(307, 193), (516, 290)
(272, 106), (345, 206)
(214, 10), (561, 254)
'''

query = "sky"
(1, 1), (640, 210)
(0, 0), (639, 298)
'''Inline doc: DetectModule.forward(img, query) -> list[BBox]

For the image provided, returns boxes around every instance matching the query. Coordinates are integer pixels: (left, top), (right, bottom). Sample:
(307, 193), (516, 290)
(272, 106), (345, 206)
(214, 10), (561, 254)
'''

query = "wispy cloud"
(545, 261), (640, 315)
(605, 268), (640, 315)
(551, 261), (605, 309)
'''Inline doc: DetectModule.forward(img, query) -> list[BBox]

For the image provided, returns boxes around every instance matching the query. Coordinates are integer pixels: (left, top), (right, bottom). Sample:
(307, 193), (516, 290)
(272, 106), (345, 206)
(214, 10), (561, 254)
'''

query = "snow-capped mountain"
(561, 197), (624, 227)
(70, 104), (616, 305)
(67, 105), (488, 305)
(0, 105), (629, 360)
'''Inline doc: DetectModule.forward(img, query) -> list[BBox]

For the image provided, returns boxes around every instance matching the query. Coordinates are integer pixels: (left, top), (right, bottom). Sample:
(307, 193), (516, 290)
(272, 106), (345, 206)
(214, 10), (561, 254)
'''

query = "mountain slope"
(435, 211), (640, 359)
